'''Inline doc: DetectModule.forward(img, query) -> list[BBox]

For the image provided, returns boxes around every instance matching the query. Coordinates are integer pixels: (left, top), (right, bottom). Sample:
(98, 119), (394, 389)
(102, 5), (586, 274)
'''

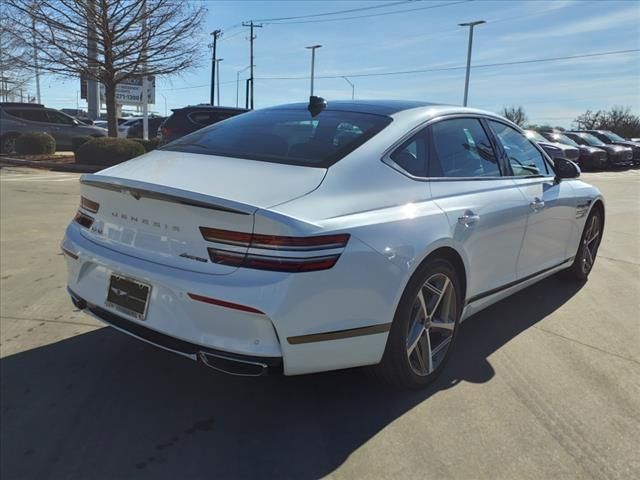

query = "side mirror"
(554, 157), (580, 181)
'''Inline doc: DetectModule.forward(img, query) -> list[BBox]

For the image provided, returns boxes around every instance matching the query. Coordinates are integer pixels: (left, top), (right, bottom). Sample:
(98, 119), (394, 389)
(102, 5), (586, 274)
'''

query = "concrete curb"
(0, 157), (102, 173)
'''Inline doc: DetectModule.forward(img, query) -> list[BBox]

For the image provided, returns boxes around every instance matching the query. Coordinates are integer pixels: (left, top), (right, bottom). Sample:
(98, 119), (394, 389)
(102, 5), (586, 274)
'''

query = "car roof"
(173, 105), (248, 112)
(0, 102), (45, 109)
(268, 99), (441, 116)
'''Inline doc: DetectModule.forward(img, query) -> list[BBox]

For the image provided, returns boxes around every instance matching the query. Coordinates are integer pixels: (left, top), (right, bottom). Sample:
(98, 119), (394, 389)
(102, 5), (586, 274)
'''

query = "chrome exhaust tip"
(198, 351), (269, 377)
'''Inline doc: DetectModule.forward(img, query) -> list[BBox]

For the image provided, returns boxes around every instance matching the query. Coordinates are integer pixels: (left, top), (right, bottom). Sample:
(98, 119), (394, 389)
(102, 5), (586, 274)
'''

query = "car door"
(44, 110), (77, 149)
(426, 117), (530, 301)
(487, 120), (576, 278)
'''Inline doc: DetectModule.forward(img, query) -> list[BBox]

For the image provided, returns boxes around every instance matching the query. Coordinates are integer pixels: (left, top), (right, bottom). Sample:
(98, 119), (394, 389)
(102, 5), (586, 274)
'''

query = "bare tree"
(574, 106), (640, 138)
(6, 0), (206, 136)
(501, 105), (528, 127)
(573, 110), (605, 130)
(0, 11), (32, 101)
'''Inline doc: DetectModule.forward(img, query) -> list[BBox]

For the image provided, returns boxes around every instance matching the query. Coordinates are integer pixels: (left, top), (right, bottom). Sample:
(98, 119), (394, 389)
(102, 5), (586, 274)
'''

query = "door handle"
(458, 211), (480, 227)
(529, 198), (545, 212)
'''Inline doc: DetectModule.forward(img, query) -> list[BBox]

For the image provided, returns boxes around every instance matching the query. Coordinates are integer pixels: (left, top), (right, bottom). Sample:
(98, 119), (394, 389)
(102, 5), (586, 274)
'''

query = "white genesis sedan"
(63, 100), (604, 388)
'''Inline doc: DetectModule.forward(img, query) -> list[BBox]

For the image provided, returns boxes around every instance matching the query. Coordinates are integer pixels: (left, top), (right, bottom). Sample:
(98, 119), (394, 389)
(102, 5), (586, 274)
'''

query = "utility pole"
(305, 45), (322, 97)
(242, 21), (262, 109)
(209, 29), (221, 105)
(215, 58), (223, 106)
(236, 66), (250, 108)
(459, 20), (485, 107)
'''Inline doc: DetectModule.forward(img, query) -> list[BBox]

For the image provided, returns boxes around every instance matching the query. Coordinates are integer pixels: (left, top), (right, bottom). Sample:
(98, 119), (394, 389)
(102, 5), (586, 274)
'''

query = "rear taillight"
(73, 197), (99, 228)
(159, 126), (173, 140)
(81, 196), (99, 213)
(199, 227), (350, 272)
(74, 211), (94, 229)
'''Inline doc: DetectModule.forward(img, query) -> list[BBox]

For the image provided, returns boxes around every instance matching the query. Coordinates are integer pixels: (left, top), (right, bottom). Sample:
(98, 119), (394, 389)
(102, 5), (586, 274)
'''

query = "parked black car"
(565, 131), (634, 167)
(125, 116), (166, 139)
(523, 129), (580, 162)
(158, 105), (248, 144)
(575, 130), (640, 165)
(537, 129), (607, 170)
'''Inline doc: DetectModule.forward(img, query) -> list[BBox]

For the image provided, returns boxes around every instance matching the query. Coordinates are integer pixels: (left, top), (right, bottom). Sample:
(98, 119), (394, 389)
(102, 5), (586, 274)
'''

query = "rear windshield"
(161, 108), (392, 167)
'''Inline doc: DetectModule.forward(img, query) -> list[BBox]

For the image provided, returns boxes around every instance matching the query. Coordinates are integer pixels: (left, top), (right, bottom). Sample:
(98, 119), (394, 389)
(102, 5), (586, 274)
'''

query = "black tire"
(1, 133), (19, 154)
(564, 208), (603, 282)
(372, 257), (462, 389)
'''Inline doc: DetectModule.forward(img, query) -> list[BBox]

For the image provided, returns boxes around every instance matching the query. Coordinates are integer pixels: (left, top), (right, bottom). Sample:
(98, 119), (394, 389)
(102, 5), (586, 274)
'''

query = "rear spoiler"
(79, 174), (254, 215)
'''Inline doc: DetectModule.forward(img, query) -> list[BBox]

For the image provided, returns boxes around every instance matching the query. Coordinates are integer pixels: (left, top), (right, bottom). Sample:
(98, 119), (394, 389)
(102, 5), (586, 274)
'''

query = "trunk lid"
(78, 151), (327, 274)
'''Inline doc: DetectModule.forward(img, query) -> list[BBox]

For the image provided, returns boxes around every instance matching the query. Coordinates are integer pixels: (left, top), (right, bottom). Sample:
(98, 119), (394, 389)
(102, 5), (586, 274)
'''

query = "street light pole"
(215, 58), (223, 106)
(305, 45), (322, 97)
(236, 66), (251, 108)
(342, 76), (355, 100)
(209, 30), (221, 106)
(458, 20), (485, 107)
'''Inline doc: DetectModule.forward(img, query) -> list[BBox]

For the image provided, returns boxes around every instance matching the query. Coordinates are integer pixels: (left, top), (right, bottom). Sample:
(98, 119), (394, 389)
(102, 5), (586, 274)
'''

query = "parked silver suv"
(0, 103), (107, 154)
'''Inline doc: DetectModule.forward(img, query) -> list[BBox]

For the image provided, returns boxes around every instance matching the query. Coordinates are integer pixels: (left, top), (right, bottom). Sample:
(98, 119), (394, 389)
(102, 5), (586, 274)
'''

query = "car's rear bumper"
(68, 287), (282, 376)
(62, 222), (397, 375)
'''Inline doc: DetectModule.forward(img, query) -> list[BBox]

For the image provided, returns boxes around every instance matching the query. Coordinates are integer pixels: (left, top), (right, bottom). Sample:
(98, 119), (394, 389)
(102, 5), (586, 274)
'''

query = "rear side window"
(389, 129), (429, 177)
(5, 108), (48, 122)
(489, 121), (550, 176)
(45, 110), (75, 125)
(163, 108), (392, 167)
(430, 118), (500, 177)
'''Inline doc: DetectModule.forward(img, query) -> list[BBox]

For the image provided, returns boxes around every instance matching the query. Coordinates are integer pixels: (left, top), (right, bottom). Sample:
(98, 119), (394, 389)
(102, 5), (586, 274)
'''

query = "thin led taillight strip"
(199, 227), (350, 251)
(208, 248), (340, 272)
(80, 196), (100, 213)
(73, 211), (94, 229)
(187, 293), (264, 315)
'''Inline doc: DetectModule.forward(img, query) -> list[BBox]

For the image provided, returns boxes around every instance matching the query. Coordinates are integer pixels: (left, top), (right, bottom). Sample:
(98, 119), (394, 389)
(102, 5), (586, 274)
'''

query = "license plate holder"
(106, 274), (151, 321)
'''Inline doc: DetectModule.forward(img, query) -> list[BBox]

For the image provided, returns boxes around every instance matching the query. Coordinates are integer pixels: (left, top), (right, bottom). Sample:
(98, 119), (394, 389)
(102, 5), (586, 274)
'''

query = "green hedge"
(131, 137), (160, 152)
(76, 137), (146, 166)
(15, 132), (56, 155)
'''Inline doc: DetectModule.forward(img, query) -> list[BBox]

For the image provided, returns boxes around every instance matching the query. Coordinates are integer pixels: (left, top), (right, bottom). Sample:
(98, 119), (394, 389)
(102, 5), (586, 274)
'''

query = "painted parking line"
(0, 172), (80, 182)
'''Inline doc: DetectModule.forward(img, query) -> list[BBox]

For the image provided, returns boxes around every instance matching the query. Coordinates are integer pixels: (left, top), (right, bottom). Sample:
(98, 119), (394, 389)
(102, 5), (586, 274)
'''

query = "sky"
(35, 0), (640, 128)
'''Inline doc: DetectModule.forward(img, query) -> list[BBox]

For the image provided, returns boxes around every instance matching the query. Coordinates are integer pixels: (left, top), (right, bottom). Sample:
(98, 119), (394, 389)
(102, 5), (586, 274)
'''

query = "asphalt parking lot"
(1, 166), (639, 480)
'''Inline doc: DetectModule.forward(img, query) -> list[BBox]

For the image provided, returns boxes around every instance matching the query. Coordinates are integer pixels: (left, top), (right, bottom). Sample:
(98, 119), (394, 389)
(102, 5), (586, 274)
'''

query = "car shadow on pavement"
(1, 274), (584, 480)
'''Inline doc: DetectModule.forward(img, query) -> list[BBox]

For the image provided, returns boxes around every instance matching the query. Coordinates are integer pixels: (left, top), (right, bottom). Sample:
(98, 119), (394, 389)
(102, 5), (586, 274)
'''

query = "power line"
(252, 0), (416, 22)
(264, 1), (471, 25)
(219, 29), (245, 42)
(161, 48), (639, 92)
(256, 49), (640, 80)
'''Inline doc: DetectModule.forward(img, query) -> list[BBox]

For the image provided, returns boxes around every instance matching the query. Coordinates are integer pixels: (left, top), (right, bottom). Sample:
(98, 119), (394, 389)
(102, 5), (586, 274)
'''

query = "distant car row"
(524, 128), (639, 170)
(2, 101), (638, 170)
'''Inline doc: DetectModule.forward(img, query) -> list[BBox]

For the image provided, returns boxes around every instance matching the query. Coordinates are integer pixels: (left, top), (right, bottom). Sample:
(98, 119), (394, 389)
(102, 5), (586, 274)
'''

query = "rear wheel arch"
(395, 245), (468, 319)
(424, 247), (467, 304)
(590, 199), (605, 229)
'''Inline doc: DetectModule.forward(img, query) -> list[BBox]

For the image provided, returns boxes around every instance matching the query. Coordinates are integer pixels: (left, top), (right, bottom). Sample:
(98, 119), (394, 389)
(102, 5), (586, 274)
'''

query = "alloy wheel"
(582, 214), (601, 274)
(406, 272), (457, 376)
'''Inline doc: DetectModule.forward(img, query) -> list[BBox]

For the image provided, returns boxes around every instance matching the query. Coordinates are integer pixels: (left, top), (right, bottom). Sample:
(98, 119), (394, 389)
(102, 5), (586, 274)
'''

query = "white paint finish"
(63, 104), (605, 376)
(514, 176), (578, 277)
(431, 178), (528, 299)
(98, 150), (327, 209)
